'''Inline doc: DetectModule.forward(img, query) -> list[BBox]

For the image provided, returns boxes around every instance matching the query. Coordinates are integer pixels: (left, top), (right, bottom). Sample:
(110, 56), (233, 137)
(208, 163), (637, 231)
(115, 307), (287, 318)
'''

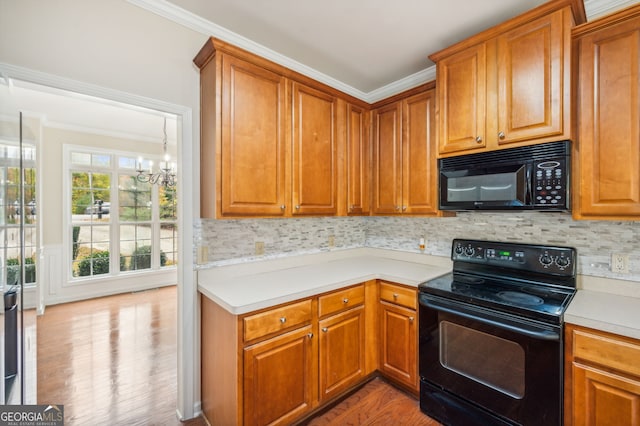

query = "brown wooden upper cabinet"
(345, 104), (370, 215)
(291, 83), (338, 216)
(194, 38), (366, 218)
(372, 87), (440, 215)
(572, 4), (640, 220)
(430, 0), (585, 157)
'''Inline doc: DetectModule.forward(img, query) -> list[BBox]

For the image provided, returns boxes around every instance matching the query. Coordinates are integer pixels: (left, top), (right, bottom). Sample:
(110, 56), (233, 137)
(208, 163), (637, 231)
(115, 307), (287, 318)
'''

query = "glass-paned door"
(0, 81), (39, 404)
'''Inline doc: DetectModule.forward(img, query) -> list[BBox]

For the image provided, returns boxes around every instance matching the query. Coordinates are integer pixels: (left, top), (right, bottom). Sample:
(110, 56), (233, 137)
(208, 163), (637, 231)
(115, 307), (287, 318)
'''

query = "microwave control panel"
(533, 159), (567, 207)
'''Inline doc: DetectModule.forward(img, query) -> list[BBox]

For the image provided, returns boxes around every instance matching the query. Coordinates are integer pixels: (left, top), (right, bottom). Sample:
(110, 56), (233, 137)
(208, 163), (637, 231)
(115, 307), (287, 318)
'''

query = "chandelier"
(136, 117), (176, 188)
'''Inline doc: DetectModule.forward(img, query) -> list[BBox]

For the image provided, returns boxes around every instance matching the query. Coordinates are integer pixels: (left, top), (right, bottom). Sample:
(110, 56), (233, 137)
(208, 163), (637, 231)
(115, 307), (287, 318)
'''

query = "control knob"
(464, 246), (475, 257)
(454, 244), (464, 256)
(556, 256), (571, 268)
(539, 253), (554, 266)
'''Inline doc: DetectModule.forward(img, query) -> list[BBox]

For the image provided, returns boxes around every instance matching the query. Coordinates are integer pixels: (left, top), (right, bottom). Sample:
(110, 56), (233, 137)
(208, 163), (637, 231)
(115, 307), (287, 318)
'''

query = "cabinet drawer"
(244, 299), (312, 342)
(318, 285), (365, 318)
(573, 328), (640, 377)
(379, 282), (416, 310)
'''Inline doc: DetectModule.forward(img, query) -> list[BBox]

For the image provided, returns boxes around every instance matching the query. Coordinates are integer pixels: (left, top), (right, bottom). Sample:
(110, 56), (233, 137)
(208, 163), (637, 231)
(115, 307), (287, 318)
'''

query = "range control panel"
(452, 239), (576, 276)
(532, 158), (568, 207)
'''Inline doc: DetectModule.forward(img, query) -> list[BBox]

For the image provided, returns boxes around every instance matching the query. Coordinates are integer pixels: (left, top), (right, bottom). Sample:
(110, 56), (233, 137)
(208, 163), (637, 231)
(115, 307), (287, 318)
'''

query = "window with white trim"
(68, 148), (177, 281)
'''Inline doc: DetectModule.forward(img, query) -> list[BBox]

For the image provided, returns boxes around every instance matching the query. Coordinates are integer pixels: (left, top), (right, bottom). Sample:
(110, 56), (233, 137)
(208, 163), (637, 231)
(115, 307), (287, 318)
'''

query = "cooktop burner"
(419, 239), (577, 324)
(497, 291), (544, 306)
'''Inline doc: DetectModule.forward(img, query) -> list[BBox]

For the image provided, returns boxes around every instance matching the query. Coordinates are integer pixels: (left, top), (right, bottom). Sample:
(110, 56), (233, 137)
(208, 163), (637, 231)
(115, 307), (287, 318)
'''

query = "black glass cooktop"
(419, 272), (575, 323)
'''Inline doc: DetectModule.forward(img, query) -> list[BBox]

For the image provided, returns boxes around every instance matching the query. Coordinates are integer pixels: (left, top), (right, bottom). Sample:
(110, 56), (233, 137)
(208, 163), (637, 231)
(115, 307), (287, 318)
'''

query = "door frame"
(0, 62), (198, 420)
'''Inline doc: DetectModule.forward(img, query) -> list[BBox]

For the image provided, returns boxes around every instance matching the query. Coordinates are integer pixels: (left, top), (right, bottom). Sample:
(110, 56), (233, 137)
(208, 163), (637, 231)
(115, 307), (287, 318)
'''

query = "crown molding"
(583, 0), (640, 19)
(128, 0), (637, 103)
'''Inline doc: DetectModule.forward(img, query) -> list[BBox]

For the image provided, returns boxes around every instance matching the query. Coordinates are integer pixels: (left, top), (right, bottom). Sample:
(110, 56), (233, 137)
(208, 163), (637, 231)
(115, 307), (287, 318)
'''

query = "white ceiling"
(0, 79), (177, 145)
(135, 0), (638, 102)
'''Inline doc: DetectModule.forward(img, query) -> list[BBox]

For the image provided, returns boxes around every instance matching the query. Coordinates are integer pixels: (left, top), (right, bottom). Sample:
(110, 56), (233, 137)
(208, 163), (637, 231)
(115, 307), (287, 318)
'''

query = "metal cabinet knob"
(402, 206), (407, 211)
(409, 316), (415, 323)
(343, 298), (349, 304)
(280, 205), (285, 210)
(395, 206), (400, 211)
(393, 293), (399, 299)
(475, 136), (483, 143)
(280, 317), (286, 324)
(307, 333), (314, 339)
(322, 327), (328, 333)
(498, 131), (505, 140)
(295, 205), (300, 210)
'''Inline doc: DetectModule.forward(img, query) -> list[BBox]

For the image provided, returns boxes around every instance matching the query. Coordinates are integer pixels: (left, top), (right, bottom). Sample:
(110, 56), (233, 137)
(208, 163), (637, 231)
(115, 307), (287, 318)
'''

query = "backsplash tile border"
(195, 212), (640, 282)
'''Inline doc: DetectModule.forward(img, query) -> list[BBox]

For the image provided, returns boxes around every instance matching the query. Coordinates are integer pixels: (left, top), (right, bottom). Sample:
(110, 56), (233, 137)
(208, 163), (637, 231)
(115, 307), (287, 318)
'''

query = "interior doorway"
(0, 70), (196, 419)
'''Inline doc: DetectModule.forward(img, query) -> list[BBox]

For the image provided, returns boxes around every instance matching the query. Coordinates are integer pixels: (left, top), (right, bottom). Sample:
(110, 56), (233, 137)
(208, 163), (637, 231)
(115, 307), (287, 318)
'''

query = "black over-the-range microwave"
(438, 140), (571, 211)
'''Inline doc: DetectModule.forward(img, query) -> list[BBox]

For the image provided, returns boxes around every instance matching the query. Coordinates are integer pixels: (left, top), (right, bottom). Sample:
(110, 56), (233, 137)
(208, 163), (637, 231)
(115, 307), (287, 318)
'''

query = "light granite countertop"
(197, 248), (452, 314)
(198, 248), (640, 341)
(565, 275), (640, 340)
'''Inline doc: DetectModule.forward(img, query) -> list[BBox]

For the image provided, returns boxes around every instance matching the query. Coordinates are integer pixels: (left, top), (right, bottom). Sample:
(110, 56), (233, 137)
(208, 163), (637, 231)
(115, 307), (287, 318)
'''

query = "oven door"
(419, 293), (562, 426)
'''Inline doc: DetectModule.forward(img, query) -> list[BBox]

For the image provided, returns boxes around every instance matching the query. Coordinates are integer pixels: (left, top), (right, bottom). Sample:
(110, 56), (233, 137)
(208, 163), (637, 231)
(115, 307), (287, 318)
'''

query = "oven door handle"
(421, 296), (560, 341)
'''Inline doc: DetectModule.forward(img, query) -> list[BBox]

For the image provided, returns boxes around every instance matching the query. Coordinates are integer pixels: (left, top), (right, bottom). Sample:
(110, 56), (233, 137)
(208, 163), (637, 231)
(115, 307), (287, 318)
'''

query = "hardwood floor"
(36, 286), (205, 426)
(306, 378), (441, 426)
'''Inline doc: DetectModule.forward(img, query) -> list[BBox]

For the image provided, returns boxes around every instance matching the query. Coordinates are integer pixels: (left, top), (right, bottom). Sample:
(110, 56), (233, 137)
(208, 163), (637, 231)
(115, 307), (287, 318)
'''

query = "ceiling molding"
(129, 0), (638, 103)
(583, 0), (639, 19)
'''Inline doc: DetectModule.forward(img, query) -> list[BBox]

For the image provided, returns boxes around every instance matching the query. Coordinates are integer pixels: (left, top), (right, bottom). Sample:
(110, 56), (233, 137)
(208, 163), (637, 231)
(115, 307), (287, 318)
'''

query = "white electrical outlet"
(255, 241), (265, 256)
(328, 235), (335, 247)
(611, 253), (629, 274)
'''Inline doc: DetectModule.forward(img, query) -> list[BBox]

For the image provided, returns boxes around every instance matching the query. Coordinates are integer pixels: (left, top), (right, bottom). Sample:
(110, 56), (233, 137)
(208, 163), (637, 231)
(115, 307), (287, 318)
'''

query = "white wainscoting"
(41, 244), (177, 308)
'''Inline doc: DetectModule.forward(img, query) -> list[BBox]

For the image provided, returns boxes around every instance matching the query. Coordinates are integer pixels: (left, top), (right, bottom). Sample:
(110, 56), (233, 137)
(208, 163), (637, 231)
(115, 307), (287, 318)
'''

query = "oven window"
(439, 321), (525, 399)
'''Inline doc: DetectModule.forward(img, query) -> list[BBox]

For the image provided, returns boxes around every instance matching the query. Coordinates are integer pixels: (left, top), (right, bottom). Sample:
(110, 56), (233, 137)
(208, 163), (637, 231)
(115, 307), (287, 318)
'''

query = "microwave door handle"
(526, 167), (532, 204)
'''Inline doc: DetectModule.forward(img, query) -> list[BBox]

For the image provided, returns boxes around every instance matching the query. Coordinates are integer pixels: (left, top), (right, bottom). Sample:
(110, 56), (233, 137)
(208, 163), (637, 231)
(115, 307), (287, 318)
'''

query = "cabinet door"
(292, 83), (338, 215)
(244, 325), (317, 426)
(437, 43), (487, 154)
(220, 54), (288, 216)
(372, 101), (402, 214)
(346, 104), (370, 215)
(319, 306), (365, 401)
(402, 89), (439, 214)
(572, 363), (640, 426)
(496, 9), (567, 145)
(379, 301), (418, 391)
(575, 15), (640, 219)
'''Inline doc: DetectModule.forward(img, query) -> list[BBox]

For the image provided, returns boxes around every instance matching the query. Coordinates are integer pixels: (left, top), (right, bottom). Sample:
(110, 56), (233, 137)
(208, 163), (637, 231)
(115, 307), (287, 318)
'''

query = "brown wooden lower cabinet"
(201, 280), (418, 426)
(565, 323), (640, 426)
(244, 325), (317, 425)
(319, 305), (366, 401)
(379, 301), (418, 392)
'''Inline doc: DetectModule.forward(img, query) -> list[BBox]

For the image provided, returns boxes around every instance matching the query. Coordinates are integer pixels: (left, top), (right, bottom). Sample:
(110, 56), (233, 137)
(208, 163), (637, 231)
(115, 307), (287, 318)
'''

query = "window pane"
(92, 154), (111, 168)
(160, 223), (177, 267)
(119, 156), (137, 169)
(159, 186), (177, 220)
(120, 224), (152, 271)
(71, 152), (91, 166)
(119, 175), (151, 221)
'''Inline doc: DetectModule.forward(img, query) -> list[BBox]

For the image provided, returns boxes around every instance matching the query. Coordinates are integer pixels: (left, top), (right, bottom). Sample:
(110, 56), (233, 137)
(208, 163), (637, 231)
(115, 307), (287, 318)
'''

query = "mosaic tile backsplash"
(196, 212), (640, 282)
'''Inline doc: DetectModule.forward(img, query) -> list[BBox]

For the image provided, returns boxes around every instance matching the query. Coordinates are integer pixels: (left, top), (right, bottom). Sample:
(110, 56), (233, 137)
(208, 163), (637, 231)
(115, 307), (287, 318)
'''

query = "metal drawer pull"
(343, 298), (349, 304)
(393, 293), (399, 299)
(279, 317), (286, 324)
(475, 136), (483, 143)
(322, 327), (328, 333)
(409, 316), (414, 323)
(498, 131), (505, 139)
